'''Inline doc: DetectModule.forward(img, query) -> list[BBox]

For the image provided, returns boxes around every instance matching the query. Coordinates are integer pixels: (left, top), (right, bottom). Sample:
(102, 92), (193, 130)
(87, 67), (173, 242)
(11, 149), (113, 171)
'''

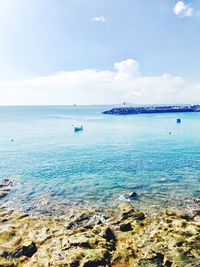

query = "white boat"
(74, 126), (83, 132)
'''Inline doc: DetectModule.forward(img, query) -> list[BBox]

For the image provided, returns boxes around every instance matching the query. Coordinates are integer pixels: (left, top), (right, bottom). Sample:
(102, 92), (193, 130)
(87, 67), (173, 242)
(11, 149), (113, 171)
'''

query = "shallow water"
(0, 106), (200, 214)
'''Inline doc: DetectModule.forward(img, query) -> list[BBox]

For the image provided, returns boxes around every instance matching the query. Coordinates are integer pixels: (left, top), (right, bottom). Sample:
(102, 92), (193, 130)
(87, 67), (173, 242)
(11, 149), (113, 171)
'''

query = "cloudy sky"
(0, 0), (200, 105)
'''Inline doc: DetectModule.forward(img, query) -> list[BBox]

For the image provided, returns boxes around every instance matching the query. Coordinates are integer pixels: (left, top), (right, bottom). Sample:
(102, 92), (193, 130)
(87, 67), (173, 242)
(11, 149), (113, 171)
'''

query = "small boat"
(74, 126), (83, 132)
(176, 118), (181, 124)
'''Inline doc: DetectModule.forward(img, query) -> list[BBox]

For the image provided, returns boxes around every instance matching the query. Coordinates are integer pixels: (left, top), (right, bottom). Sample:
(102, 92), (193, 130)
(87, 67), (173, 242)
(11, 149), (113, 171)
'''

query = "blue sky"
(0, 0), (200, 105)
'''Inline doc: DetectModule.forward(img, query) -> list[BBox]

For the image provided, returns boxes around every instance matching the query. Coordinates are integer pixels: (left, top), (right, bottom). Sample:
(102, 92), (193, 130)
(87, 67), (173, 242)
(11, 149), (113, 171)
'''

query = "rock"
(12, 242), (37, 258)
(69, 260), (80, 267)
(139, 252), (164, 266)
(181, 209), (199, 220)
(120, 223), (132, 232)
(81, 250), (110, 267)
(66, 211), (94, 229)
(81, 258), (107, 267)
(67, 236), (92, 249)
(119, 203), (135, 220)
(67, 252), (83, 267)
(138, 259), (158, 266)
(22, 242), (37, 257)
(0, 250), (9, 258)
(151, 252), (164, 264)
(0, 179), (13, 199)
(132, 211), (145, 221)
(0, 179), (13, 188)
(89, 214), (108, 225)
(128, 191), (138, 200)
(165, 259), (172, 267)
(194, 198), (200, 204)
(165, 210), (178, 216)
(0, 189), (10, 198)
(1, 201), (200, 267)
(103, 227), (116, 242)
(119, 203), (145, 221)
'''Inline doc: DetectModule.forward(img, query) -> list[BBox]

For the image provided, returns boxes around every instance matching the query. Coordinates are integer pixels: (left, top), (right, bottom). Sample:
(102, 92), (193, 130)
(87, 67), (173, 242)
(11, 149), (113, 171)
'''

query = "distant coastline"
(103, 104), (200, 115)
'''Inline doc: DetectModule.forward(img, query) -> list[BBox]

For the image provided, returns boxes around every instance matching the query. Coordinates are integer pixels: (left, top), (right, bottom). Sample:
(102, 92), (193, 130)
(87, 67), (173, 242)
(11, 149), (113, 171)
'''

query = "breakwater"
(103, 105), (200, 115)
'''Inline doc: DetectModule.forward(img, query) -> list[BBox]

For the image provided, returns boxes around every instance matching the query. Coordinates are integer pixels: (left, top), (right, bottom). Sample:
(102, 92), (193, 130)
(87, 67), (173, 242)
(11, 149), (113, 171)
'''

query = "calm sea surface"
(0, 106), (200, 214)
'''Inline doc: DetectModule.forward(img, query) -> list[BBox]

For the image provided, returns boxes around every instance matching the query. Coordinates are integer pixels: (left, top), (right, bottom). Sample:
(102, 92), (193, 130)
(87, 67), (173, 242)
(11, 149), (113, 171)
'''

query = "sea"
(0, 105), (200, 215)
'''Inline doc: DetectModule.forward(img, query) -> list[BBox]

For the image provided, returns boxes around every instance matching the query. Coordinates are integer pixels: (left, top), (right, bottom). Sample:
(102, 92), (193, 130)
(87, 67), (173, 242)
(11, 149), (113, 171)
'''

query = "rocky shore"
(1, 180), (200, 267)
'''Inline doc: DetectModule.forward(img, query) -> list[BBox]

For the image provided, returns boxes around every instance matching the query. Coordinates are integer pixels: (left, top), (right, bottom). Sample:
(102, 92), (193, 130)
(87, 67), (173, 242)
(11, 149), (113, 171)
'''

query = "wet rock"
(128, 191), (138, 200)
(0, 189), (10, 198)
(120, 223), (132, 232)
(0, 179), (13, 199)
(194, 198), (200, 204)
(0, 179), (13, 188)
(66, 211), (94, 229)
(89, 214), (108, 225)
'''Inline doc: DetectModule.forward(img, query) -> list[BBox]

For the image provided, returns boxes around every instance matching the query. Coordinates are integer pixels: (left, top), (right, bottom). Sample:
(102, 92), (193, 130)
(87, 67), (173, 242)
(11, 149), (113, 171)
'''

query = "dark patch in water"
(193, 190), (200, 197)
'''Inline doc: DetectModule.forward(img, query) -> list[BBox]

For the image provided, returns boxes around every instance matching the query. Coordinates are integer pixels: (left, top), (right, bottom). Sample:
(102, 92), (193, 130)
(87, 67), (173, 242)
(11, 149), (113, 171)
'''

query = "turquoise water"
(0, 106), (200, 214)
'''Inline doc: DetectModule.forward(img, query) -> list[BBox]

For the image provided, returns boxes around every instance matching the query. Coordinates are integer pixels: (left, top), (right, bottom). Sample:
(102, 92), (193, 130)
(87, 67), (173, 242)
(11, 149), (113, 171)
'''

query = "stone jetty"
(103, 105), (200, 115)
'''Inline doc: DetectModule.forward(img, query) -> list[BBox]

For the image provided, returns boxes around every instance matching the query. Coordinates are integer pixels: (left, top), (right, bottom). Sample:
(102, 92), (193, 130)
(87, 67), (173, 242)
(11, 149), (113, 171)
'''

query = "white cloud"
(0, 58), (199, 105)
(91, 16), (106, 23)
(173, 1), (193, 17)
(114, 59), (140, 76)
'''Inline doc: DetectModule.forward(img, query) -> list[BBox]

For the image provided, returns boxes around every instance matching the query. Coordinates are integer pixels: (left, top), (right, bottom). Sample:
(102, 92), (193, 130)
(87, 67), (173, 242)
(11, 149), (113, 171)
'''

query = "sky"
(0, 0), (200, 105)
